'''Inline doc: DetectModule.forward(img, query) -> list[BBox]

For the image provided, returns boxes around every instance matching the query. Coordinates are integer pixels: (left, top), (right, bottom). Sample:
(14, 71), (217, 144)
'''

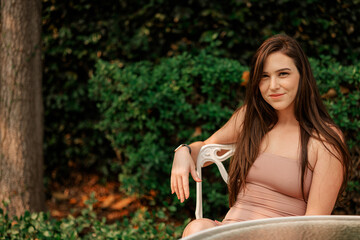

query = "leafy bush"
(89, 51), (247, 218)
(42, 0), (360, 182)
(310, 56), (360, 149)
(89, 51), (360, 218)
(0, 194), (186, 239)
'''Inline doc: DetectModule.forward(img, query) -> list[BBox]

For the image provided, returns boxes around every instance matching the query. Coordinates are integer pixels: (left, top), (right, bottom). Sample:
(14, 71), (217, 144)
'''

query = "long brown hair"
(228, 34), (351, 207)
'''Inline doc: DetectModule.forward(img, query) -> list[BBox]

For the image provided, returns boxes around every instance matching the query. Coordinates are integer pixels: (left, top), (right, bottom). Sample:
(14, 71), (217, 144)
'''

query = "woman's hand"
(170, 107), (244, 203)
(170, 147), (201, 203)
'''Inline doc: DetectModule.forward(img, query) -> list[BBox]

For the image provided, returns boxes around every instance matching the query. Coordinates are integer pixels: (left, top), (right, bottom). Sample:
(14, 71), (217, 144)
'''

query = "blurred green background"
(4, 0), (360, 239)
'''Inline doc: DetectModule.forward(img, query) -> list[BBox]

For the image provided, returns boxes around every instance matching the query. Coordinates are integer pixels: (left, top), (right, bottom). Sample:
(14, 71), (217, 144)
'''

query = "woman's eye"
(261, 74), (269, 78)
(279, 72), (289, 77)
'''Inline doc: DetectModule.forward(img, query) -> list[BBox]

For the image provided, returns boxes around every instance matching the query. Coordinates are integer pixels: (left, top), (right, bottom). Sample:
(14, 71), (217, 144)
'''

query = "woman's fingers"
(170, 175), (174, 194)
(175, 181), (180, 200)
(171, 151), (195, 202)
(171, 170), (185, 201)
(190, 165), (202, 182)
(171, 172), (190, 202)
(182, 175), (190, 199)
(177, 176), (185, 202)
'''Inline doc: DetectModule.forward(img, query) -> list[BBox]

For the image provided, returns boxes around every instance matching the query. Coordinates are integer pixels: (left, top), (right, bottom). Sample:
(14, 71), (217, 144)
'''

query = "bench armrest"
(195, 144), (235, 219)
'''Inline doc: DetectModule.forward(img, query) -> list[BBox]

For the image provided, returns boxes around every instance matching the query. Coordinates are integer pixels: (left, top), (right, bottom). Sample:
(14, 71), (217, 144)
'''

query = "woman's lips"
(269, 93), (285, 98)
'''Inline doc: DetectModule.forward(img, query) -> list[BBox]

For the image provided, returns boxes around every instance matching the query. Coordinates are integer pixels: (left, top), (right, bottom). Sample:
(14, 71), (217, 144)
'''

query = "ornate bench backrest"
(195, 144), (235, 219)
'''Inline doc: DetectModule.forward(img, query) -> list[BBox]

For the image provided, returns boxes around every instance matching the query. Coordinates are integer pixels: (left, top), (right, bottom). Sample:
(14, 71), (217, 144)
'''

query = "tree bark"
(0, 0), (44, 216)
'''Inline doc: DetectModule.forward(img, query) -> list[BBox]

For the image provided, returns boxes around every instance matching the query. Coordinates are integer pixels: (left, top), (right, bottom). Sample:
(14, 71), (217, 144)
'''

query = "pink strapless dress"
(222, 152), (313, 224)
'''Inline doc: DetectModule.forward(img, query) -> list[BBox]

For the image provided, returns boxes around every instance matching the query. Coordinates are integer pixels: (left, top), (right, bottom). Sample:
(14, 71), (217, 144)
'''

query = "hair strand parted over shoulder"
(228, 34), (351, 207)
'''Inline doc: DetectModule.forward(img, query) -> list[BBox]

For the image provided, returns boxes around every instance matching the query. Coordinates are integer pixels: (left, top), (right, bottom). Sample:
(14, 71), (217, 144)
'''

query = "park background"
(0, 0), (359, 239)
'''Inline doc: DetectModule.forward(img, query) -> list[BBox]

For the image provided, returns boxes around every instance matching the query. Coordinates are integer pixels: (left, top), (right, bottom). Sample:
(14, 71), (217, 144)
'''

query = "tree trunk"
(0, 0), (44, 216)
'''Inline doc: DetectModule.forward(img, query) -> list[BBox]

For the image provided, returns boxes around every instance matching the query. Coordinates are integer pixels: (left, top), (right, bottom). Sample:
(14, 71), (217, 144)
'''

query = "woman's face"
(259, 52), (300, 112)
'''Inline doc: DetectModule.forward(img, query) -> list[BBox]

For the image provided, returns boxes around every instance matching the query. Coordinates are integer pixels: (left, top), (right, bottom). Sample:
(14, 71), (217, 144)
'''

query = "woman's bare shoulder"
(305, 125), (345, 215)
(233, 104), (246, 129)
(308, 124), (344, 168)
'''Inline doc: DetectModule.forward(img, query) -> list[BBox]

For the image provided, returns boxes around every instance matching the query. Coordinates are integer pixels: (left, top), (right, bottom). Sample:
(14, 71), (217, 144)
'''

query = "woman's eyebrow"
(262, 68), (291, 74)
(276, 68), (291, 72)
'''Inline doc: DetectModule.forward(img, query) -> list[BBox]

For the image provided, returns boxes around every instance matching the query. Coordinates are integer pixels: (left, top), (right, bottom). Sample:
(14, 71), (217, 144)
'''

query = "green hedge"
(42, 0), (360, 182)
(311, 56), (360, 149)
(89, 51), (360, 218)
(0, 194), (185, 239)
(89, 51), (248, 218)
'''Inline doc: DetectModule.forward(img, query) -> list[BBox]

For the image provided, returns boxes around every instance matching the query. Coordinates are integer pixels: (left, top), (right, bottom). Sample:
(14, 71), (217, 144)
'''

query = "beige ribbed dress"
(222, 152), (313, 223)
(182, 152), (314, 237)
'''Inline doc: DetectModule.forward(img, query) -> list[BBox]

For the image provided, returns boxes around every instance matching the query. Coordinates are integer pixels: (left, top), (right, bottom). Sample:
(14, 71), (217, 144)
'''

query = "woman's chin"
(268, 103), (294, 112)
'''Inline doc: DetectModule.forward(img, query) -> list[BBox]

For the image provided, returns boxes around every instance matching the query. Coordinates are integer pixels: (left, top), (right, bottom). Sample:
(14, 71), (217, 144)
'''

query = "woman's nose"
(269, 76), (280, 90)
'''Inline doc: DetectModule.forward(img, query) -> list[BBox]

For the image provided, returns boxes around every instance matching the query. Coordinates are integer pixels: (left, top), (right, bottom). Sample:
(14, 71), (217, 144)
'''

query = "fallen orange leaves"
(111, 196), (137, 210)
(52, 191), (69, 201)
(100, 194), (116, 208)
(47, 172), (145, 223)
(69, 198), (77, 205)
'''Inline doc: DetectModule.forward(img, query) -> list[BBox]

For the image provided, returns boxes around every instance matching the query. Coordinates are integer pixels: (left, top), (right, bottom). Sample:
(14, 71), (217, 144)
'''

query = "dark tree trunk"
(0, 0), (44, 216)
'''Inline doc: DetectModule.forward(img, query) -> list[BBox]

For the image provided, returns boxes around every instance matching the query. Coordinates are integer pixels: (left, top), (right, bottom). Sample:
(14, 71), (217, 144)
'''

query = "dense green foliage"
(42, 0), (360, 180)
(311, 56), (360, 149)
(39, 0), (360, 235)
(89, 51), (248, 218)
(89, 51), (360, 218)
(0, 194), (185, 239)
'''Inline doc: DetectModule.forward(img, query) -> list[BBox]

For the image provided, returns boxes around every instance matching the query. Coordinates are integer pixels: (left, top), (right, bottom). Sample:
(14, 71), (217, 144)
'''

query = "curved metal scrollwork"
(195, 144), (235, 219)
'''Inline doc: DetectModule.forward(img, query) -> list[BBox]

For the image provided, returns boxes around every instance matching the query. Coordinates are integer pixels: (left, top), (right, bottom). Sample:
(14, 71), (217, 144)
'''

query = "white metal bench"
(192, 145), (360, 240)
(195, 144), (235, 219)
(182, 215), (360, 240)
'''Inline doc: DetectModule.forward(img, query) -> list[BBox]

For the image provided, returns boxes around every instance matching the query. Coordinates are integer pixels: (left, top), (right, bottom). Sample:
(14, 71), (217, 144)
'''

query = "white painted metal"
(182, 215), (360, 240)
(195, 144), (235, 219)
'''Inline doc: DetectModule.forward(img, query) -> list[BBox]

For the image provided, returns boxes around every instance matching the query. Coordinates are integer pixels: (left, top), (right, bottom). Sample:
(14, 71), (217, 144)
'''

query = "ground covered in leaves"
(45, 171), (151, 223)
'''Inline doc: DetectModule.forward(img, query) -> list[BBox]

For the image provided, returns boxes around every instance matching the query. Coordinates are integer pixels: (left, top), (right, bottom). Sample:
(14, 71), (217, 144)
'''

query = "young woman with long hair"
(170, 34), (350, 237)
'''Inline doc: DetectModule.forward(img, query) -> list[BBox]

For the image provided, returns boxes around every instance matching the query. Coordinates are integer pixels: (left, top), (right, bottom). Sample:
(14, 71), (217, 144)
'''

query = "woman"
(170, 34), (350, 237)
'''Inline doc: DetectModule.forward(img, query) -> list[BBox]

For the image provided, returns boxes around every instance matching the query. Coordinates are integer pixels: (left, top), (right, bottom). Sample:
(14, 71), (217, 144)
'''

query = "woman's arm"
(305, 137), (344, 215)
(170, 106), (245, 203)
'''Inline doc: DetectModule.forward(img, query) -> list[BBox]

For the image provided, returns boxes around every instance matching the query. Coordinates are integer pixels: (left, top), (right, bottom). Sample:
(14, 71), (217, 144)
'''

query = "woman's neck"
(276, 108), (298, 126)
